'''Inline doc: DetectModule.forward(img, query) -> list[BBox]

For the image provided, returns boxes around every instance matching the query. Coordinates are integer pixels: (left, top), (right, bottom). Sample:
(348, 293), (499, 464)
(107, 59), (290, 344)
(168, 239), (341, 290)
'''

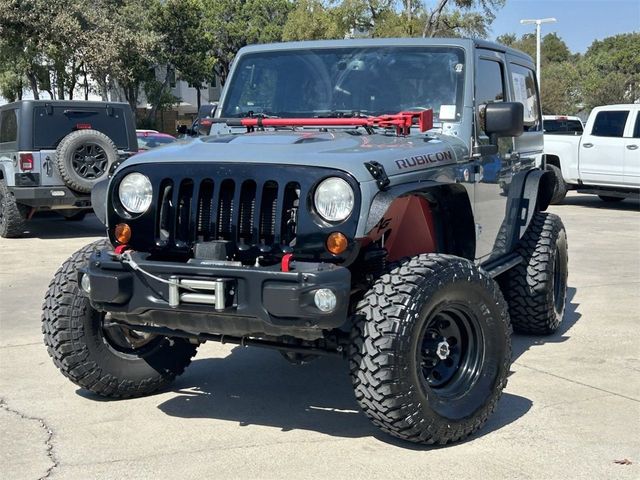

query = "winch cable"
(119, 251), (198, 292)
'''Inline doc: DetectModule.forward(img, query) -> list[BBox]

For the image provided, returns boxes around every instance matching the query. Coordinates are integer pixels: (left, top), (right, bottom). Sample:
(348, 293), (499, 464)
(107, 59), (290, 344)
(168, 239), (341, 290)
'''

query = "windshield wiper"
(314, 110), (372, 119)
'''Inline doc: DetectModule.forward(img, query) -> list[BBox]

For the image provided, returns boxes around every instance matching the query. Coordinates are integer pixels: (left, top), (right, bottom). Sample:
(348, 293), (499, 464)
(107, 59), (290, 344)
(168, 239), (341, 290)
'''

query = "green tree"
(540, 61), (581, 115)
(149, 0), (211, 118)
(421, 0), (506, 38)
(497, 32), (571, 65)
(203, 0), (293, 84)
(579, 33), (640, 109)
(81, 0), (160, 113)
(282, 0), (345, 40)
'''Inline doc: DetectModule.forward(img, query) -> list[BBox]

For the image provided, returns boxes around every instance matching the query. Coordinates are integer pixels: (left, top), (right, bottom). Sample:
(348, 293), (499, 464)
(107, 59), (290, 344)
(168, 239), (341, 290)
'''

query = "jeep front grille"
(156, 176), (300, 253)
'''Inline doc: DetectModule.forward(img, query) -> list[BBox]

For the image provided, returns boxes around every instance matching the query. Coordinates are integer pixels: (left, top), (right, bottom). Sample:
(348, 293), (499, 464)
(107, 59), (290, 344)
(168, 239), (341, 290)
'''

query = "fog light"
(326, 232), (348, 255)
(114, 223), (131, 244)
(314, 288), (337, 313)
(80, 273), (91, 294)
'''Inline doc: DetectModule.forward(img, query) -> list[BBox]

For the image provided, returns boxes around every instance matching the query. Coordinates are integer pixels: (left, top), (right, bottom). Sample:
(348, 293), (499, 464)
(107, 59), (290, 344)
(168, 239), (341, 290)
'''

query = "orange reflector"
(114, 223), (132, 244)
(326, 232), (348, 255)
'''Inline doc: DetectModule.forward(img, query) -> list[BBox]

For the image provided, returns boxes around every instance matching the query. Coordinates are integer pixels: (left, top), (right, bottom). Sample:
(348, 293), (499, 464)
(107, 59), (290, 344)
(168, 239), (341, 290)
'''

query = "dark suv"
(43, 39), (568, 445)
(0, 100), (137, 237)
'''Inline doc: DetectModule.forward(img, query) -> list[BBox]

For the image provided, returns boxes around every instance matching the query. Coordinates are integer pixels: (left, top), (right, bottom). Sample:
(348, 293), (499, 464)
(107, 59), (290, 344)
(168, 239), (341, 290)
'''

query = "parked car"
(544, 104), (640, 203)
(43, 38), (566, 445)
(136, 130), (176, 151)
(0, 100), (137, 237)
(177, 103), (218, 137)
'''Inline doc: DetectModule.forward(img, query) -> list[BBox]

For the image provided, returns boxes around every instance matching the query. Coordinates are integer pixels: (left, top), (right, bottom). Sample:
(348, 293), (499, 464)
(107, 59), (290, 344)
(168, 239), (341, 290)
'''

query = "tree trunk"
(27, 72), (40, 99)
(146, 66), (172, 123)
(423, 0), (449, 38)
(68, 59), (77, 100)
(57, 70), (65, 100)
(196, 86), (201, 109)
(83, 67), (90, 100)
(97, 76), (109, 101)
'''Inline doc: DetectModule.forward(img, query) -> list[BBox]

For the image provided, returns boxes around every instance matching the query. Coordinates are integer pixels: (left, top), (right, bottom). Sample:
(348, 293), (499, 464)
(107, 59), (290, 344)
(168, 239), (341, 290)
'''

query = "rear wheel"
(42, 239), (198, 398)
(55, 129), (118, 193)
(0, 178), (28, 238)
(598, 195), (624, 203)
(350, 254), (512, 445)
(547, 164), (567, 204)
(499, 213), (568, 335)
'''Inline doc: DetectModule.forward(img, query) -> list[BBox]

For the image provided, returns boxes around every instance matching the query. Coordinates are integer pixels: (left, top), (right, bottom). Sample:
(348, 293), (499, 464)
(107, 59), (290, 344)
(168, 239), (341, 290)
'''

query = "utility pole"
(520, 17), (557, 94)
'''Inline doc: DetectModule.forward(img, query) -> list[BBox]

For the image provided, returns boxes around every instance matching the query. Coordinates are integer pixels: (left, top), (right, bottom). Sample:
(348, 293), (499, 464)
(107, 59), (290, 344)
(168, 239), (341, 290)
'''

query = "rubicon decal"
(395, 150), (454, 170)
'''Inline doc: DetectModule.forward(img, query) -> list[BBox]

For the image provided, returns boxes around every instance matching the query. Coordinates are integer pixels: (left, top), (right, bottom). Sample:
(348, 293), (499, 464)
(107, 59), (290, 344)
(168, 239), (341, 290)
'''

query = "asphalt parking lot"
(1, 192), (638, 480)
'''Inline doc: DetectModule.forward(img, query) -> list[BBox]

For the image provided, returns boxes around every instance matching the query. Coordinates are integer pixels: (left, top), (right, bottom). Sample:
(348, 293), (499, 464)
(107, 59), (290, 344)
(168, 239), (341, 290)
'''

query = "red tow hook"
(114, 244), (130, 255)
(281, 253), (294, 272)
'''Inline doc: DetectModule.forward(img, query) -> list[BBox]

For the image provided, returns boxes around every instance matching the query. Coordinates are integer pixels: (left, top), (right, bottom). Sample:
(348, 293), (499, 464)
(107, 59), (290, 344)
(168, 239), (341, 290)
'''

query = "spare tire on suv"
(55, 129), (118, 193)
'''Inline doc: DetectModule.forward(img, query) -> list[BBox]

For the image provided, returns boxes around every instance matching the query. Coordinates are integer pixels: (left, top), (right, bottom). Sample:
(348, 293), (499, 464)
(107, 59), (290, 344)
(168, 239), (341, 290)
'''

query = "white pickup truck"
(544, 104), (640, 203)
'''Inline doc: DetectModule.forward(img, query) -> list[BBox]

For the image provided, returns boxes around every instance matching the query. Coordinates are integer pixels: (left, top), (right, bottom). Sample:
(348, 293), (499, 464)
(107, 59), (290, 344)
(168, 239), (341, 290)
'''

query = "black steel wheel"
(72, 143), (109, 179)
(350, 254), (512, 445)
(42, 239), (198, 398)
(418, 304), (483, 395)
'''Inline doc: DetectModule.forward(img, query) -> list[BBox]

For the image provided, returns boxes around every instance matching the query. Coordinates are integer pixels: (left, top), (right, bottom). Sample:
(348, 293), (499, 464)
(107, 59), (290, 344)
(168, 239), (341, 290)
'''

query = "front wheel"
(350, 254), (512, 445)
(42, 239), (198, 398)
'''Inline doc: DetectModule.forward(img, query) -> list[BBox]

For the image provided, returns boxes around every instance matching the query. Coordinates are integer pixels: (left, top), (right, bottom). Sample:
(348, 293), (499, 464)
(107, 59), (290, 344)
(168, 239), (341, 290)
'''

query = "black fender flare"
(503, 169), (554, 252)
(91, 179), (109, 226)
(364, 180), (443, 233)
(363, 180), (475, 260)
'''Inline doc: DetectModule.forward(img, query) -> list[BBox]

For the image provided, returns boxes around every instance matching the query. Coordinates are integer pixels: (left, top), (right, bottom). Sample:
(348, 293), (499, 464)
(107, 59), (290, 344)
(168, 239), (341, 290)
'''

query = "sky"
(490, 0), (640, 53)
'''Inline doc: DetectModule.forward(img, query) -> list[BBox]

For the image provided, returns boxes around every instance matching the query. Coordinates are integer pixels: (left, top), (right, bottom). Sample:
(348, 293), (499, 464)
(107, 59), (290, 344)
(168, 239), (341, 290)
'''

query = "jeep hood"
(121, 131), (466, 183)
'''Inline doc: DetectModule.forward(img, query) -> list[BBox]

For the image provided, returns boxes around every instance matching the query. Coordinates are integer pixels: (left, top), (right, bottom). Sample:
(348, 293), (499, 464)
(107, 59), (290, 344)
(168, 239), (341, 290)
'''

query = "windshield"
(221, 47), (465, 123)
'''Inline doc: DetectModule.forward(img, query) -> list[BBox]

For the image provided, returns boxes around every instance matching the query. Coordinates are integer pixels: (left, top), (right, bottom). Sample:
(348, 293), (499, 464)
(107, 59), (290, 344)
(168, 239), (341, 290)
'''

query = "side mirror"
(484, 102), (524, 137)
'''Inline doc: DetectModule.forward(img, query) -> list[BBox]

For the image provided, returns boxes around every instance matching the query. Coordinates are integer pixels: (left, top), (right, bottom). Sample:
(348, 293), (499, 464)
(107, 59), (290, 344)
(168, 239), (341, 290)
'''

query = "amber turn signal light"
(326, 232), (348, 255)
(114, 223), (132, 244)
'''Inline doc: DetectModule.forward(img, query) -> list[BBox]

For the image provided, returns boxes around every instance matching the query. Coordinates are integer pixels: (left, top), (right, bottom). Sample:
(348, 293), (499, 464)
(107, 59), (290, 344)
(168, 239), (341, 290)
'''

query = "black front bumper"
(83, 249), (351, 339)
(11, 186), (91, 208)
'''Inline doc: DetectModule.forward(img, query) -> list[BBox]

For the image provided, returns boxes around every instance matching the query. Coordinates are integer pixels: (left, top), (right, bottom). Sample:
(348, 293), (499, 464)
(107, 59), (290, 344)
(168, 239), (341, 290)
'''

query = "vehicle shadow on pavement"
(156, 346), (532, 448)
(510, 286), (581, 363)
(560, 195), (640, 211)
(21, 212), (105, 239)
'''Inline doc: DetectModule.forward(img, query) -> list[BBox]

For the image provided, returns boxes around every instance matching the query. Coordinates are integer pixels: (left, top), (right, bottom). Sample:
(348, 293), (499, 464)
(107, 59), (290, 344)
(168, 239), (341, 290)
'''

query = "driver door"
(472, 51), (512, 261)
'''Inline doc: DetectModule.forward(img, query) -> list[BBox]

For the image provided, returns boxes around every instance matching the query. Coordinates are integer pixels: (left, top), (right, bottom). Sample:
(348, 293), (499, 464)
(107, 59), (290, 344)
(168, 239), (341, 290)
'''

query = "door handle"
(627, 144), (638, 150)
(583, 143), (593, 148)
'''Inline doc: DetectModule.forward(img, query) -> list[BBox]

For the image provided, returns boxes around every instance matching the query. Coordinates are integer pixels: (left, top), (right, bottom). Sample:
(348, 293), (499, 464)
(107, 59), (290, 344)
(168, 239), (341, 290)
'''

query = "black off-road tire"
(598, 195), (624, 203)
(42, 239), (198, 398)
(499, 213), (568, 335)
(547, 164), (568, 204)
(56, 129), (118, 193)
(0, 178), (29, 238)
(350, 254), (512, 445)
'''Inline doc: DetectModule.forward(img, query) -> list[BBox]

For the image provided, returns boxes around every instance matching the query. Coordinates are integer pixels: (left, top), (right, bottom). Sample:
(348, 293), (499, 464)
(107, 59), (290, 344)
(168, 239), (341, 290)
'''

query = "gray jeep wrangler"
(43, 39), (568, 445)
(0, 100), (137, 237)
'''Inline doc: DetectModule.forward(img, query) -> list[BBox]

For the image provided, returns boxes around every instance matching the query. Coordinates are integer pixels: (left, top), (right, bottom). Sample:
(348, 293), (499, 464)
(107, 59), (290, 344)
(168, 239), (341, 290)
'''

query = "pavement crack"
(0, 398), (59, 479)
(514, 363), (640, 403)
(0, 341), (43, 349)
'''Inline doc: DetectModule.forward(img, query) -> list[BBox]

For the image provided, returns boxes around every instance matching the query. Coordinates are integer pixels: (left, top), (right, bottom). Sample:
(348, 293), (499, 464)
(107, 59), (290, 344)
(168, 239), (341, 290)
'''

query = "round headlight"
(314, 177), (354, 222)
(118, 173), (152, 214)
